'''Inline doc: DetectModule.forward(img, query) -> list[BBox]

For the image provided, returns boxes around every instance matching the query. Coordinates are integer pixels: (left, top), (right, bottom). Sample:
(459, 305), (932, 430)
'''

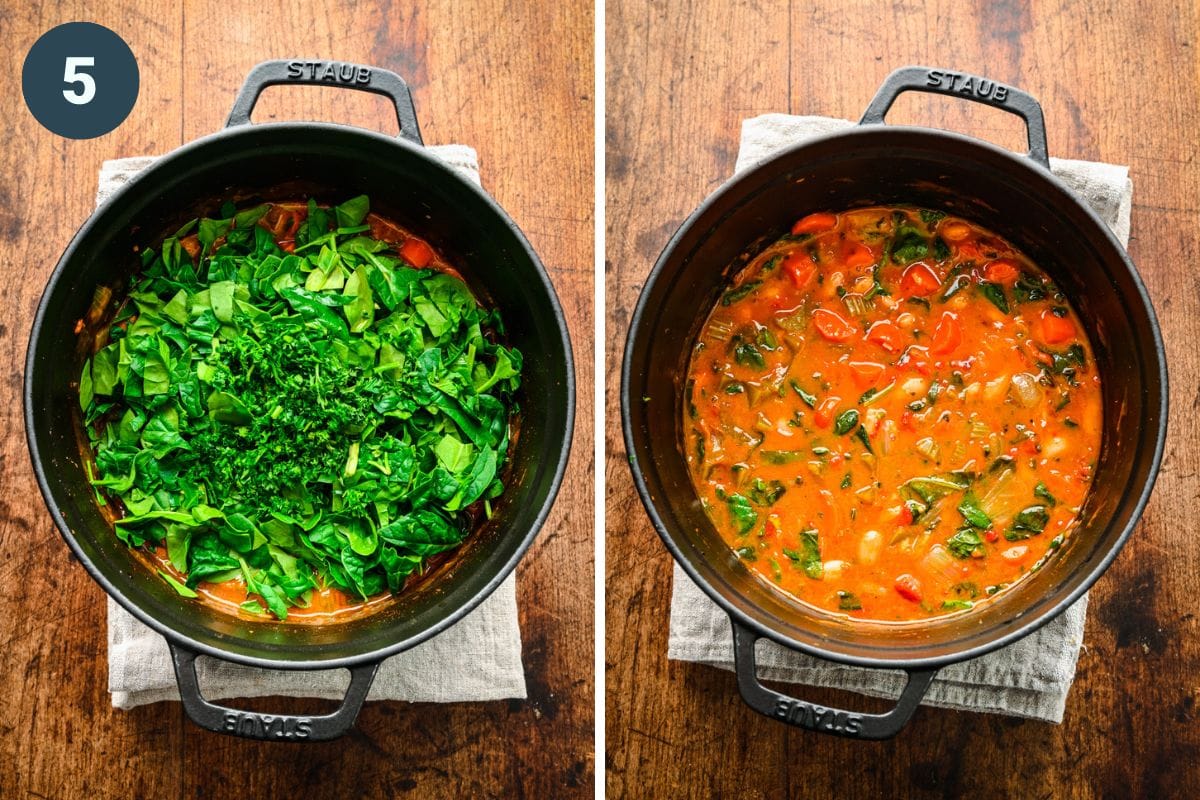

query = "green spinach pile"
(79, 196), (522, 619)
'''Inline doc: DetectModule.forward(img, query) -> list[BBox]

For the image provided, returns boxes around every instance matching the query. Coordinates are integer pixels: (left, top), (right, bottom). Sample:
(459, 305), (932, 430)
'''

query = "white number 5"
(62, 56), (96, 105)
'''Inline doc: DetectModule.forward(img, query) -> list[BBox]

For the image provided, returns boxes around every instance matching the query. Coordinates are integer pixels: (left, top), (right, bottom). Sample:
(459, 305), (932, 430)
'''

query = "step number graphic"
(62, 57), (97, 105)
(22, 23), (139, 139)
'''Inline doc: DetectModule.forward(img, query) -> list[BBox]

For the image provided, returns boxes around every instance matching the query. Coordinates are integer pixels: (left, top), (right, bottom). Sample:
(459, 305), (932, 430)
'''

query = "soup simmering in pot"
(684, 207), (1100, 621)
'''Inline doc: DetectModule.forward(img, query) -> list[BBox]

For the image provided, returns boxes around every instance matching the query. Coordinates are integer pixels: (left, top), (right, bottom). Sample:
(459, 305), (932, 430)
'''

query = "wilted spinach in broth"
(684, 207), (1100, 621)
(77, 195), (522, 621)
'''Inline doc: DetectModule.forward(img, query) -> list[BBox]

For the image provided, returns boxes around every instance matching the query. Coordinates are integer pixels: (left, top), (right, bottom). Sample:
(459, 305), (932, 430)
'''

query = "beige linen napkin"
(668, 114), (1133, 724)
(98, 146), (527, 709)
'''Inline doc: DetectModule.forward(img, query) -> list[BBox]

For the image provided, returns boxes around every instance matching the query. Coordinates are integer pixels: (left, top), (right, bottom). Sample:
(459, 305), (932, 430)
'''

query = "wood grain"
(605, 0), (1200, 797)
(0, 2), (593, 797)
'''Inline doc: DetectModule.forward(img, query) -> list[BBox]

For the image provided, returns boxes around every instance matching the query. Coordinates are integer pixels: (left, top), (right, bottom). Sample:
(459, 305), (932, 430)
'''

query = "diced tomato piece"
(782, 250), (816, 287)
(400, 237), (435, 268)
(984, 529), (999, 543)
(984, 258), (1020, 286)
(765, 515), (781, 539)
(897, 505), (914, 526)
(814, 397), (840, 428)
(865, 319), (904, 353)
(1039, 309), (1076, 344)
(929, 311), (962, 356)
(956, 241), (981, 262)
(792, 212), (837, 235)
(894, 574), (923, 603)
(842, 241), (875, 269)
(909, 356), (933, 376)
(813, 308), (857, 342)
(899, 262), (941, 297)
(849, 360), (885, 388)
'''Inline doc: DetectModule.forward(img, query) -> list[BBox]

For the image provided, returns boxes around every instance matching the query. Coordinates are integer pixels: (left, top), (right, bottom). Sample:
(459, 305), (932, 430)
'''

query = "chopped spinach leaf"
(978, 281), (1010, 313)
(726, 494), (759, 534)
(784, 529), (823, 579)
(747, 478), (786, 507)
(790, 380), (817, 408)
(722, 280), (762, 306)
(956, 492), (992, 529)
(1013, 271), (1049, 303)
(833, 409), (859, 435)
(79, 196), (522, 617)
(891, 232), (928, 265)
(1005, 505), (1050, 540)
(733, 338), (765, 368)
(854, 425), (873, 453)
(947, 528), (984, 559)
(1034, 482), (1058, 506)
(933, 236), (951, 261)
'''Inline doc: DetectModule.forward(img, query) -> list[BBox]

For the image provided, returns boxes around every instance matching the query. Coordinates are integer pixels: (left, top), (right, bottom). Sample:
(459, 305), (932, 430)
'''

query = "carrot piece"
(400, 237), (435, 268)
(782, 250), (816, 287)
(849, 360), (885, 388)
(894, 574), (923, 602)
(842, 241), (875, 269)
(1039, 308), (1076, 344)
(899, 262), (941, 297)
(792, 212), (837, 235)
(984, 258), (1020, 286)
(865, 319), (904, 353)
(929, 311), (962, 355)
(814, 397), (840, 428)
(813, 308), (857, 342)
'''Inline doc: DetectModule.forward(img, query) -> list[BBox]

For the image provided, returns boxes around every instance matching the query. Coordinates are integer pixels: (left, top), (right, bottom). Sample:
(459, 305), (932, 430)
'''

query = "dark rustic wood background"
(606, 0), (1199, 797)
(0, 2), (593, 797)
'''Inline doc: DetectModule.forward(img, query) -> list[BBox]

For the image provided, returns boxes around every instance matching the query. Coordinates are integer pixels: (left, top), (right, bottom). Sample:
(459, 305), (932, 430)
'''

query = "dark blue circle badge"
(22, 22), (139, 140)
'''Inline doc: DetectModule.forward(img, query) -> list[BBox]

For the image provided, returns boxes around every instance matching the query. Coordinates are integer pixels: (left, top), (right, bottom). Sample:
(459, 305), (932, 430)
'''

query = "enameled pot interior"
(28, 123), (572, 666)
(626, 127), (1164, 665)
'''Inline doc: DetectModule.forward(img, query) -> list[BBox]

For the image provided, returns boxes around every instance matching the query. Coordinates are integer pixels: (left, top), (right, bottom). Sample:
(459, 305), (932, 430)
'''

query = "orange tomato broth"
(684, 207), (1101, 622)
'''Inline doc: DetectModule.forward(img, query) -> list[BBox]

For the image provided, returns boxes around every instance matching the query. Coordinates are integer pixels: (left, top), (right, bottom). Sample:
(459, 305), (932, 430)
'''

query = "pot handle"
(859, 66), (1049, 170)
(731, 620), (937, 740)
(225, 59), (423, 145)
(169, 642), (380, 742)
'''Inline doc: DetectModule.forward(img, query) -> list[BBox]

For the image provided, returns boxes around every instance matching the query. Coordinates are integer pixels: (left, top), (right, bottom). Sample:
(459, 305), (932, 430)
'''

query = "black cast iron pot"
(25, 60), (574, 741)
(622, 66), (1167, 739)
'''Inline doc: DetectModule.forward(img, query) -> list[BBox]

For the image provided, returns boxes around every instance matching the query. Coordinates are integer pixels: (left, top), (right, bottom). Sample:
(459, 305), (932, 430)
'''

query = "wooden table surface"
(606, 1), (1199, 797)
(0, 2), (593, 797)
